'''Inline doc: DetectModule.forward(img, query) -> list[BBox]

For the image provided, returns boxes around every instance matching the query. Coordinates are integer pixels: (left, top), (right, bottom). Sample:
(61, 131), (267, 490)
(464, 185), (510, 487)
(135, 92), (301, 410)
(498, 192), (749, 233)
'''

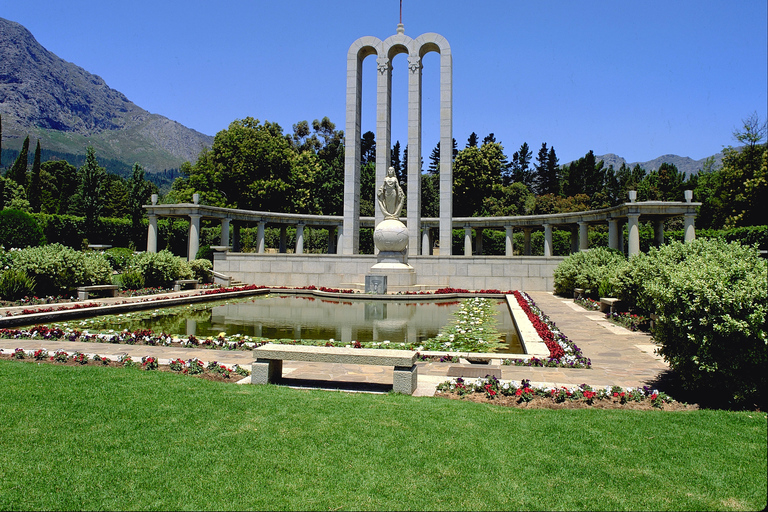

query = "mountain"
(0, 17), (213, 173)
(592, 152), (724, 178)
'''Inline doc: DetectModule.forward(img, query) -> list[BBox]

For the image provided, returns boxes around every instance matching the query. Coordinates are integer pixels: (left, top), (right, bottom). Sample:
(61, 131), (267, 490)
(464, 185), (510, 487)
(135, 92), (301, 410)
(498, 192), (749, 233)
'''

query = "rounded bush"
(553, 247), (627, 298)
(0, 209), (45, 249)
(0, 269), (36, 301)
(195, 244), (214, 261)
(130, 250), (192, 288)
(120, 269), (145, 290)
(189, 259), (213, 282)
(104, 247), (135, 272)
(620, 239), (767, 406)
(11, 244), (113, 295)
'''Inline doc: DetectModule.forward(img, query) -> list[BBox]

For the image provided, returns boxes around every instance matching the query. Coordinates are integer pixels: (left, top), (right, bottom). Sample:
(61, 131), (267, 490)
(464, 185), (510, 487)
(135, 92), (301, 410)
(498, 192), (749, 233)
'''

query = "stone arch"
(342, 31), (452, 255)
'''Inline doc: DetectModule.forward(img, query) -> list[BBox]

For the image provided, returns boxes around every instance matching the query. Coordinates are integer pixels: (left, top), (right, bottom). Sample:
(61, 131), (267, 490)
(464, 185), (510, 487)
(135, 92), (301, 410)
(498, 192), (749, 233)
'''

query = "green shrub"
(11, 244), (113, 295)
(618, 239), (767, 406)
(119, 270), (145, 290)
(103, 247), (135, 272)
(0, 269), (36, 301)
(189, 259), (213, 282)
(0, 209), (45, 249)
(130, 250), (192, 288)
(195, 245), (214, 261)
(553, 247), (627, 298)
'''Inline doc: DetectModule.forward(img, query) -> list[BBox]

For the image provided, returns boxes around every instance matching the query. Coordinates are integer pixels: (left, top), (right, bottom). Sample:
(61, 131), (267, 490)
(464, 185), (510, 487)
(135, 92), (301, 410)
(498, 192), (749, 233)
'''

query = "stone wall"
(213, 252), (563, 291)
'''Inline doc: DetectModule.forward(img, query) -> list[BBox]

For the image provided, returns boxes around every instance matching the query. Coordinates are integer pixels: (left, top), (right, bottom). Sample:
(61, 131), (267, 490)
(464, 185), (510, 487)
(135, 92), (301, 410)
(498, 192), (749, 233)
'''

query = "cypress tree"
(6, 135), (29, 187)
(28, 140), (42, 212)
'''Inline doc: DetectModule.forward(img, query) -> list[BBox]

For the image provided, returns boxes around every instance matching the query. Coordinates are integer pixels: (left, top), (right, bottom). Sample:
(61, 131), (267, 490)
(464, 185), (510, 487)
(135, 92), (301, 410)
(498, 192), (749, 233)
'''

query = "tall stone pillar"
(232, 222), (241, 252)
(375, 55), (392, 241)
(327, 227), (337, 254)
(188, 214), (201, 262)
(421, 229), (430, 255)
(627, 213), (641, 256)
(464, 225), (472, 256)
(505, 226), (514, 256)
(220, 218), (230, 247)
(295, 223), (305, 254)
(147, 214), (158, 253)
(684, 213), (696, 242)
(336, 224), (344, 254)
(256, 222), (266, 254)
(570, 226), (579, 254)
(523, 228), (532, 256)
(653, 220), (665, 247)
(407, 55), (422, 255)
(543, 224), (553, 257)
(608, 219), (619, 250)
(578, 221), (589, 251)
(475, 227), (484, 255)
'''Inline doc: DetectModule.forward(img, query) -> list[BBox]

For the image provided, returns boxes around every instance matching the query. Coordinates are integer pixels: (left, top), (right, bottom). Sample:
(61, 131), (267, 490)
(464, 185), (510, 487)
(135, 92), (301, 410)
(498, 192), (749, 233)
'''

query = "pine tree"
(466, 132), (478, 148)
(6, 135), (29, 187)
(391, 141), (402, 182)
(544, 146), (560, 195)
(482, 133), (496, 145)
(533, 143), (549, 195)
(128, 162), (151, 231)
(28, 140), (42, 212)
(428, 142), (440, 174)
(78, 146), (106, 234)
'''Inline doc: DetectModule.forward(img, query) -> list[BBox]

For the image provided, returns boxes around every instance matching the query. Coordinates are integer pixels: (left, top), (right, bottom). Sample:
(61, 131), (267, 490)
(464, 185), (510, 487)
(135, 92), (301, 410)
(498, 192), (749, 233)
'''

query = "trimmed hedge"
(0, 210), (45, 249)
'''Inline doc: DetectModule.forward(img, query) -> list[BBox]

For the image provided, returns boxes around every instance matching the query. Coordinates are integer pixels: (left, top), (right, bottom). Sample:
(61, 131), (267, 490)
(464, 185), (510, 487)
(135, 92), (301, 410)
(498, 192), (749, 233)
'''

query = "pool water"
(99, 294), (523, 352)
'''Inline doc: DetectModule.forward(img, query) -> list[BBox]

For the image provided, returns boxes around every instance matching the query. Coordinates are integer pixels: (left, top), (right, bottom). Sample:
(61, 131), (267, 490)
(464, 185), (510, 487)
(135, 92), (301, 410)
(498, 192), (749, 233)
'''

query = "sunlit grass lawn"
(0, 360), (765, 511)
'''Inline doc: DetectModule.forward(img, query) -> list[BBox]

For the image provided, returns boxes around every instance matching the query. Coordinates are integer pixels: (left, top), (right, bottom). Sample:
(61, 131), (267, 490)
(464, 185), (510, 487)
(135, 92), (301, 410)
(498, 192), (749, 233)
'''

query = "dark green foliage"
(11, 243), (112, 295)
(0, 269), (36, 300)
(615, 239), (767, 407)
(28, 140), (42, 212)
(0, 209), (45, 248)
(77, 146), (107, 235)
(103, 247), (135, 272)
(5, 136), (29, 187)
(119, 269), (145, 290)
(195, 244), (213, 261)
(553, 247), (627, 297)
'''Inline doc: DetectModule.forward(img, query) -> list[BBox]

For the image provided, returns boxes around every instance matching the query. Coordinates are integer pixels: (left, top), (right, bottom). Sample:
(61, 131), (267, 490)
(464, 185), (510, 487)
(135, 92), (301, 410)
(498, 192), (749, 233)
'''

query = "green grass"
(0, 360), (765, 511)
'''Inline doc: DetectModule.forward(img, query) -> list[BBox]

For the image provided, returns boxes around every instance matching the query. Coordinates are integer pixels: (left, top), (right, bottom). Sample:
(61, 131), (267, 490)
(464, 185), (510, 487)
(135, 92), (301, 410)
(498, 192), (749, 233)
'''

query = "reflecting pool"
(100, 294), (523, 352)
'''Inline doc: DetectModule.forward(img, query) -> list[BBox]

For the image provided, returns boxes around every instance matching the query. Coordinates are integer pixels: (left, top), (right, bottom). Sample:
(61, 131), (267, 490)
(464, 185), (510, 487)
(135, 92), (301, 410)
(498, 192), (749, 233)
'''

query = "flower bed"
(1, 348), (250, 383)
(436, 375), (688, 410)
(504, 291), (590, 368)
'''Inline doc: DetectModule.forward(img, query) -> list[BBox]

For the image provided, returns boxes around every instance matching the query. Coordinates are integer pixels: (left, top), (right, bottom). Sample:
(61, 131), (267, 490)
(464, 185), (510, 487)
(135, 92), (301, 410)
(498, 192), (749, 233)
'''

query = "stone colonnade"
(145, 192), (700, 260)
(343, 25), (452, 256)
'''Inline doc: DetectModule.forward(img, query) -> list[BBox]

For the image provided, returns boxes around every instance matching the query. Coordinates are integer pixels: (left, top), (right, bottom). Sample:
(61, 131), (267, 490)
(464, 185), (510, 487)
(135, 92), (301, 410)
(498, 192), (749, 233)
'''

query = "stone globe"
(373, 219), (408, 252)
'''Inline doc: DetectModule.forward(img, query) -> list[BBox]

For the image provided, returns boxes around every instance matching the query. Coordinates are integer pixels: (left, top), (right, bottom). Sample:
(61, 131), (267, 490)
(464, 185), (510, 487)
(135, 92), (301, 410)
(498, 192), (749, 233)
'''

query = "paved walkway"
(0, 291), (670, 396)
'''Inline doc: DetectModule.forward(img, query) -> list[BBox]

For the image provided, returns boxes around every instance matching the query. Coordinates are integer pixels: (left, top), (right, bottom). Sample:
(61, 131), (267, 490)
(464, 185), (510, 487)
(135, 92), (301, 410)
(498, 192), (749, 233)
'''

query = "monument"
(372, 166), (410, 268)
(341, 22), (453, 257)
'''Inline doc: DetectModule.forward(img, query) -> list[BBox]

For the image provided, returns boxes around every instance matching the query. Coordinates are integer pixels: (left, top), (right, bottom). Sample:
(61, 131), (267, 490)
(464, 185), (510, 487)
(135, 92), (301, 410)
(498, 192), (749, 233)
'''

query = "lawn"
(0, 360), (765, 511)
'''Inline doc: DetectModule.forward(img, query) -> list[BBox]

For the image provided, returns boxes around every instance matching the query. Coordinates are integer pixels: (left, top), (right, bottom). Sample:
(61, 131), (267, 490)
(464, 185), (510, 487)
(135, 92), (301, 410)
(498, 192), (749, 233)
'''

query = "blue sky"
(2, 0), (766, 164)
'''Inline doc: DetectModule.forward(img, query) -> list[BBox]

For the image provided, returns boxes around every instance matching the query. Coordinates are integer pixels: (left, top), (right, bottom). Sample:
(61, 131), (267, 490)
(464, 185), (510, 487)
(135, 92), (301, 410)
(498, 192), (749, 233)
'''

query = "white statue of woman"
(377, 166), (405, 219)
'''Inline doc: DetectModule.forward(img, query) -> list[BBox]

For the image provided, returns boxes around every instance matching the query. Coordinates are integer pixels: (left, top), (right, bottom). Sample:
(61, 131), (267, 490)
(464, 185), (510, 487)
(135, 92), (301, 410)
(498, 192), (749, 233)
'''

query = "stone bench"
(599, 297), (621, 315)
(77, 284), (119, 301)
(573, 288), (585, 300)
(172, 279), (199, 291)
(252, 343), (418, 394)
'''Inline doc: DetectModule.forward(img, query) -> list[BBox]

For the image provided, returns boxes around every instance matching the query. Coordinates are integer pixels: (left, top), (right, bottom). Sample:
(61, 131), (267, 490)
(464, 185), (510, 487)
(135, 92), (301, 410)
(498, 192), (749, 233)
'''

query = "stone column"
(421, 229), (430, 256)
(256, 222), (266, 254)
(464, 225), (472, 256)
(543, 224), (553, 257)
(438, 47), (453, 256)
(578, 221), (589, 251)
(684, 213), (696, 242)
(627, 213), (641, 256)
(618, 220), (625, 255)
(295, 223), (305, 254)
(475, 227), (484, 255)
(220, 218), (230, 248)
(147, 214), (158, 253)
(336, 224), (344, 254)
(279, 226), (287, 253)
(608, 218), (619, 250)
(653, 220), (665, 247)
(375, 55), (392, 234)
(523, 228), (532, 256)
(188, 214), (201, 262)
(505, 226), (514, 256)
(407, 55), (423, 256)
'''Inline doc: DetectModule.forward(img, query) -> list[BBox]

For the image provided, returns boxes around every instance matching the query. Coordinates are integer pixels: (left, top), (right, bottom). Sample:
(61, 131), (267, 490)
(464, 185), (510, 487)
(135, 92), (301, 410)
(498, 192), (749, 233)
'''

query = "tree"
(543, 146), (560, 196)
(391, 141), (403, 182)
(466, 132), (478, 148)
(128, 163), (152, 229)
(453, 142), (509, 217)
(427, 138), (457, 175)
(482, 133), (496, 145)
(6, 135), (29, 187)
(361, 131), (376, 166)
(78, 146), (107, 232)
(28, 140), (42, 212)
(510, 142), (533, 189)
(638, 162), (685, 202)
(41, 160), (79, 215)
(102, 174), (130, 218)
(533, 143), (549, 195)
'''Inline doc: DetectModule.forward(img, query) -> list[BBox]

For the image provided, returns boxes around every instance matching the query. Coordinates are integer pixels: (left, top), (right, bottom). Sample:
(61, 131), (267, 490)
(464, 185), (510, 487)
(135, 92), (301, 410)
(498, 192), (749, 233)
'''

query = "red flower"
(515, 389), (522, 396)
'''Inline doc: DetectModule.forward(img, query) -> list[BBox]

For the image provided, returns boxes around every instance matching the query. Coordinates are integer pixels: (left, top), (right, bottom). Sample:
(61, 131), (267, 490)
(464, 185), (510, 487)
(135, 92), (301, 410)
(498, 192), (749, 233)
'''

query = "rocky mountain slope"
(593, 153), (723, 178)
(0, 17), (213, 172)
